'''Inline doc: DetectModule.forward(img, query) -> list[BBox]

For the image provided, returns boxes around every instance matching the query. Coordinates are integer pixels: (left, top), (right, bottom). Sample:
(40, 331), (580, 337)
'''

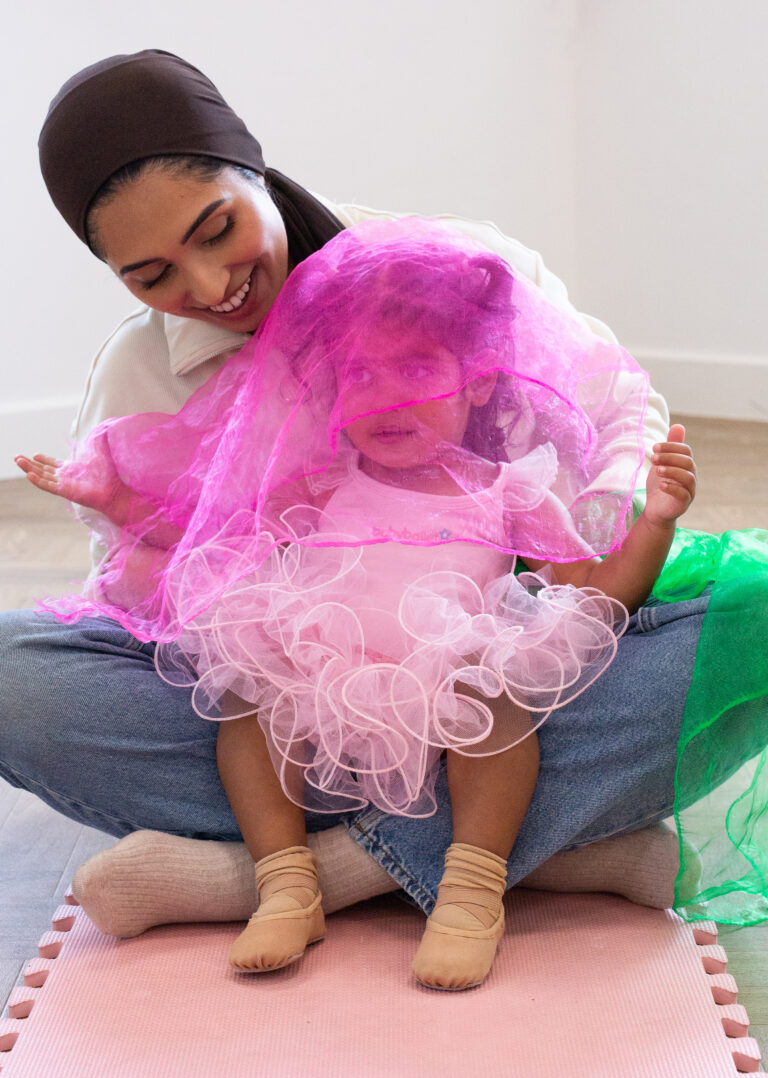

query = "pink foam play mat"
(1, 890), (763, 1076)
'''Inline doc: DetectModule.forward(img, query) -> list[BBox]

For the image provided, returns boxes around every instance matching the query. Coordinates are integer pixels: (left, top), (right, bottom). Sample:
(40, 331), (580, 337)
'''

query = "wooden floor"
(1, 415), (768, 1055)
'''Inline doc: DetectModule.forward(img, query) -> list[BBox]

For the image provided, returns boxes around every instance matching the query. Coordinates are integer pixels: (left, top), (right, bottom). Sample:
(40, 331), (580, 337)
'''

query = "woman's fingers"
(15, 454), (44, 479)
(15, 453), (60, 472)
(27, 474), (60, 494)
(14, 454), (64, 494)
(32, 453), (62, 468)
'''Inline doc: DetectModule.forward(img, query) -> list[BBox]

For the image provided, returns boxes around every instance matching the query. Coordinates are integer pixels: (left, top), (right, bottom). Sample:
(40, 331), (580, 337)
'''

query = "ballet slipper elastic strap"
(412, 842), (508, 990)
(229, 845), (325, 972)
(255, 845), (322, 904)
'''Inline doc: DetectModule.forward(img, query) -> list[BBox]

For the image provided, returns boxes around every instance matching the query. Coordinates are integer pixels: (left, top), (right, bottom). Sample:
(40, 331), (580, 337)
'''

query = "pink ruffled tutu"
(154, 453), (628, 815)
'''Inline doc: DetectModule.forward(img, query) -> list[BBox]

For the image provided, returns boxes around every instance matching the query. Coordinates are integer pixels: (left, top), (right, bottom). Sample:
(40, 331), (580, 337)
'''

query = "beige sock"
(311, 824), (399, 911)
(71, 825), (398, 938)
(71, 822), (690, 939)
(518, 822), (694, 908)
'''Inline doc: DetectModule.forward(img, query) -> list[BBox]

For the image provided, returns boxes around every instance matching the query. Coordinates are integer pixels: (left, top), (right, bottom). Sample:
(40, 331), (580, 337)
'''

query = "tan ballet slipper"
(229, 846), (325, 973)
(411, 842), (507, 991)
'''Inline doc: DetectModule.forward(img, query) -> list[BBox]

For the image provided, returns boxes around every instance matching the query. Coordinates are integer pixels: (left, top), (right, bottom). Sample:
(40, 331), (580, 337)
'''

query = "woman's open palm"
(15, 444), (127, 518)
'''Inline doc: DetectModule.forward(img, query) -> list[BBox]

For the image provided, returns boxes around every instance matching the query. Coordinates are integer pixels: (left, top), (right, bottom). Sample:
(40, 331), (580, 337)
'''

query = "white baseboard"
(633, 349), (768, 423)
(0, 398), (80, 481)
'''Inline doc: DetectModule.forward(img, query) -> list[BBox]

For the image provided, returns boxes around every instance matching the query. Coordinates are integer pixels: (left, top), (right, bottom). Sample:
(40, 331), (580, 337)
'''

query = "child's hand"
(644, 424), (696, 526)
(15, 451), (124, 516)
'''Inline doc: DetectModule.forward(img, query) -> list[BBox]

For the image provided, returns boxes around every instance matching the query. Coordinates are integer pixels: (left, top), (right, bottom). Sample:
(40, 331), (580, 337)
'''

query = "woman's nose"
(184, 261), (230, 309)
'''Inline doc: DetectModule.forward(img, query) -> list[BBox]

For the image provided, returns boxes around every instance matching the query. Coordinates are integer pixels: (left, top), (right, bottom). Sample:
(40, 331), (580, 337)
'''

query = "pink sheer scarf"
(45, 219), (649, 815)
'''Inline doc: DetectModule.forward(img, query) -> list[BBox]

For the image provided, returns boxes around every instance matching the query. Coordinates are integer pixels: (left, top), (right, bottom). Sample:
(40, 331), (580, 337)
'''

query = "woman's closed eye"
(202, 215), (235, 247)
(138, 265), (171, 291)
(132, 218), (235, 291)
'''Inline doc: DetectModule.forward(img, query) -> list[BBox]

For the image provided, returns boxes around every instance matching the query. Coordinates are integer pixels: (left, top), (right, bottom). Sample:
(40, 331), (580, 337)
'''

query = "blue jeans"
(0, 595), (741, 914)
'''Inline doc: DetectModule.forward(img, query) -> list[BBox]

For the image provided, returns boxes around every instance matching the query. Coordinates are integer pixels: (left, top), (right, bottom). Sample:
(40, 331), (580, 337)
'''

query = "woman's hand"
(16, 449), (183, 548)
(645, 424), (697, 526)
(15, 450), (129, 520)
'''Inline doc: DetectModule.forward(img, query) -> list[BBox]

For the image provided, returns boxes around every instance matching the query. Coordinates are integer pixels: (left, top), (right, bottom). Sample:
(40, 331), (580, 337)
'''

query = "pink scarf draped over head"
(45, 219), (649, 815)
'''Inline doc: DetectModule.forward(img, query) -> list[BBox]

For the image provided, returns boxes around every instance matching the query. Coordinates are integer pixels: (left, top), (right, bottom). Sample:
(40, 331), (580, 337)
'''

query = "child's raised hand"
(645, 424), (697, 525)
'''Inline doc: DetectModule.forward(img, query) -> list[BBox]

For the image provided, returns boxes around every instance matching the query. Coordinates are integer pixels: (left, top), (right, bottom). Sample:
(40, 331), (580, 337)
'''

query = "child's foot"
(411, 843), (507, 991)
(229, 846), (325, 973)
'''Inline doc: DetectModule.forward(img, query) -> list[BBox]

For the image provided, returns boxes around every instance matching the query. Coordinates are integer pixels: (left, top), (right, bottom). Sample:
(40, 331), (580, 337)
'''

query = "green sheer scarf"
(651, 527), (768, 924)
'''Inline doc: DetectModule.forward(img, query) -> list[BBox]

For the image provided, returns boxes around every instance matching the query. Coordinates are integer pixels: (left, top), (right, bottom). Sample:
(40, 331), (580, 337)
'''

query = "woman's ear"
(464, 369), (498, 407)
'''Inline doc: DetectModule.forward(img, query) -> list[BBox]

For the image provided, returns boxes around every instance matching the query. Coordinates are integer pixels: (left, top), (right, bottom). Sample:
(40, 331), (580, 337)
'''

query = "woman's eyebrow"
(119, 199), (227, 275)
(180, 199), (226, 244)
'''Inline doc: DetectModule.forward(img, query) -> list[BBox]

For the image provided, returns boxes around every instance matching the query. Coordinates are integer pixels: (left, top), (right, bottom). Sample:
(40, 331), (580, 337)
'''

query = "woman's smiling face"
(90, 165), (290, 334)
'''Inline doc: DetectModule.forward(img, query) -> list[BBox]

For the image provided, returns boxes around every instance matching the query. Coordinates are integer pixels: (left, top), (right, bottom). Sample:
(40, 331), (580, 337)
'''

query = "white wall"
(2, 1), (766, 480)
(572, 0), (768, 420)
(1, 0), (577, 478)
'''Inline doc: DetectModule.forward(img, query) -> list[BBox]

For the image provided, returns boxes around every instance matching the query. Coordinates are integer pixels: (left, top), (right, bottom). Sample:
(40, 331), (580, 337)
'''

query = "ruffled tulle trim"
(154, 537), (628, 816)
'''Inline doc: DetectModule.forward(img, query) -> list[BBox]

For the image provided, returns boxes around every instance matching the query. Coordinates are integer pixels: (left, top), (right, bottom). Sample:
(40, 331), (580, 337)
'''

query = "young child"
(17, 219), (696, 990)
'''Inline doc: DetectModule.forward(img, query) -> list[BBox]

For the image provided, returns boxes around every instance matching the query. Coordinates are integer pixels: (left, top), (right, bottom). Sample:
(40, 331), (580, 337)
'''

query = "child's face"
(338, 331), (489, 474)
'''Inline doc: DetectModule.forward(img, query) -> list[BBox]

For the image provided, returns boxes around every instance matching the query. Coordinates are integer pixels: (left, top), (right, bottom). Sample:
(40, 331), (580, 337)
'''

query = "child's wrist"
(637, 510), (677, 537)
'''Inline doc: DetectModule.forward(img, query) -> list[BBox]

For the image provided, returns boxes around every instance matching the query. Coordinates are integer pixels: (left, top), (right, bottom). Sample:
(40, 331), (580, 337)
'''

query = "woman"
(1, 49), (755, 939)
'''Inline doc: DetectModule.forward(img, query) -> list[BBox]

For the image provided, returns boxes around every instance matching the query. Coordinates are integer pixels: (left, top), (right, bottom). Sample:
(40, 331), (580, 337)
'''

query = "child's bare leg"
(448, 729), (540, 858)
(217, 715), (324, 972)
(412, 708), (539, 991)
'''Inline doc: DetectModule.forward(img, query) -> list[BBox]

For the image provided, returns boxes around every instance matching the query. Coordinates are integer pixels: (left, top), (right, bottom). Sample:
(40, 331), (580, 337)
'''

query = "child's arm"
(15, 452), (182, 549)
(526, 424), (696, 613)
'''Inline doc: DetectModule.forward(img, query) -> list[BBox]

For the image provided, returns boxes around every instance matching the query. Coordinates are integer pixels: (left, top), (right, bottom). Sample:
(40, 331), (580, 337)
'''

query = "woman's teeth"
(210, 275), (251, 313)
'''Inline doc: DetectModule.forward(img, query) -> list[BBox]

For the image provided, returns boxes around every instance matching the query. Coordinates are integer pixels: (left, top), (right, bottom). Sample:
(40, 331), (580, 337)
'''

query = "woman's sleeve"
(71, 308), (249, 439)
(70, 307), (247, 572)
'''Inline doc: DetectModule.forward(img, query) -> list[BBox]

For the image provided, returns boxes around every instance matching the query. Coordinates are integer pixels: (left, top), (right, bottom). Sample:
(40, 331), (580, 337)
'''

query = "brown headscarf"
(38, 49), (344, 264)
